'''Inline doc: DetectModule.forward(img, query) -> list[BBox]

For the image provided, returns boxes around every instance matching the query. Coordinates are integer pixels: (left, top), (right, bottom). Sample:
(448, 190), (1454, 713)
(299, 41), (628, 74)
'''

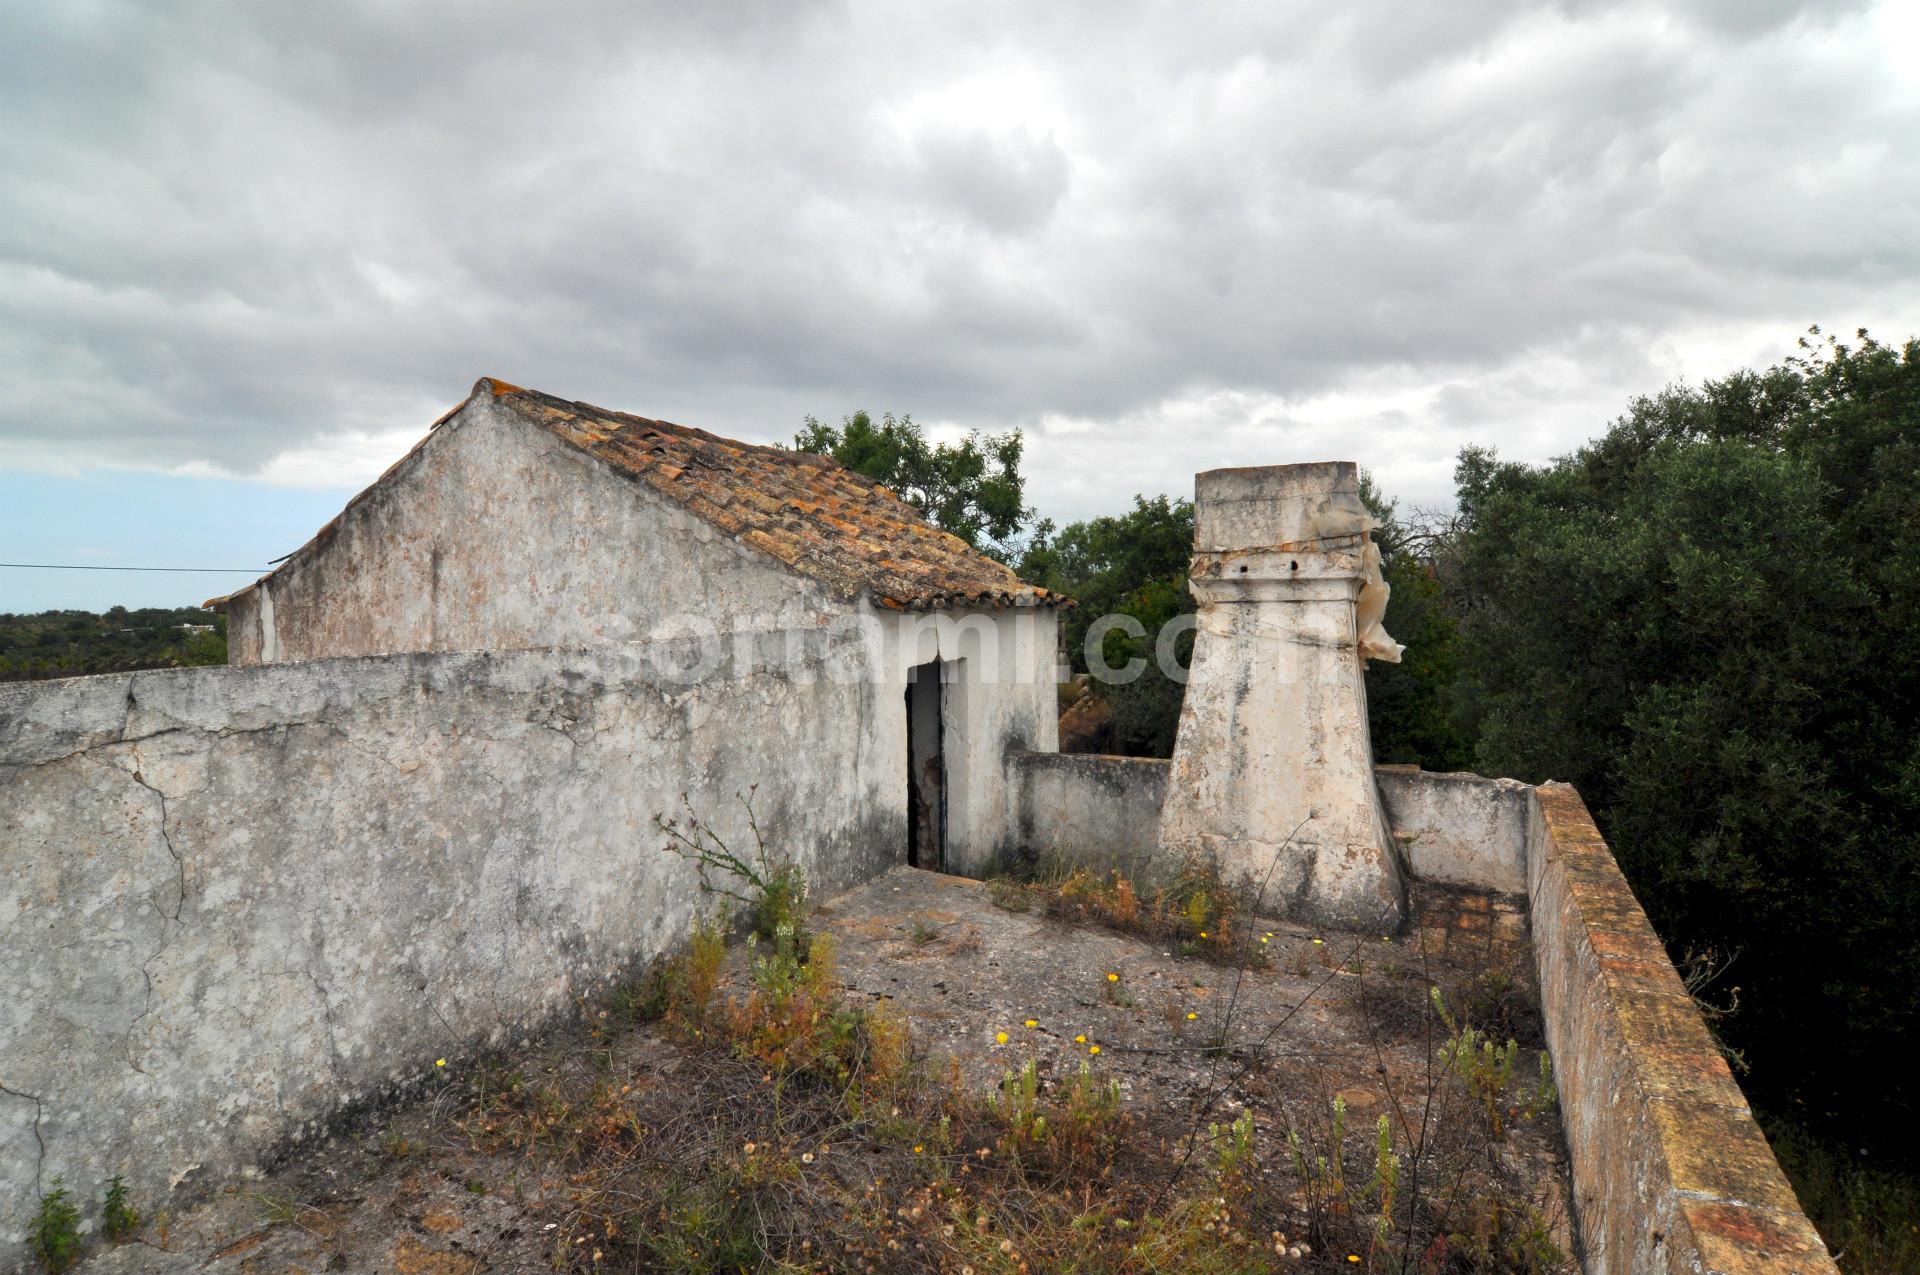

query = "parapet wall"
(0, 636), (903, 1262)
(1373, 764), (1533, 893)
(1010, 754), (1528, 893)
(1013, 756), (1838, 1273)
(1528, 784), (1837, 1275)
(1010, 751), (1169, 876)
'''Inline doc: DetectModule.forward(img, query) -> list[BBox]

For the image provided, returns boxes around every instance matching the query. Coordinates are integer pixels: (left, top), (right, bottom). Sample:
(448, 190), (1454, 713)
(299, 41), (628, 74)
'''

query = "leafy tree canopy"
(1017, 493), (1195, 661)
(795, 411), (1033, 561)
(1447, 328), (1920, 1145)
(1018, 495), (1195, 756)
(0, 606), (227, 681)
(1014, 483), (1473, 764)
(1356, 475), (1474, 772)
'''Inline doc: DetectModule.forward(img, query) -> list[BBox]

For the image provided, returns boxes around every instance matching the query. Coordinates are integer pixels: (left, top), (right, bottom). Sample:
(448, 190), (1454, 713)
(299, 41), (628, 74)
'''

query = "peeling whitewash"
(0, 609), (1054, 1260)
(225, 391), (849, 665)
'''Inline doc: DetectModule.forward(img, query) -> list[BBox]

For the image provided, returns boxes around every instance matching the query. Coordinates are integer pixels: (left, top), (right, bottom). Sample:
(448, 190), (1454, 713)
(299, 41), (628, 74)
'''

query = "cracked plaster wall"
(0, 634), (903, 1261)
(1011, 752), (1169, 879)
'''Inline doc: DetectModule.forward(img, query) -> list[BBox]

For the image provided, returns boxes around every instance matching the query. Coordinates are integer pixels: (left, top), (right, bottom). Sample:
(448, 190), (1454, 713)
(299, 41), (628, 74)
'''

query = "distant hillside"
(0, 606), (227, 682)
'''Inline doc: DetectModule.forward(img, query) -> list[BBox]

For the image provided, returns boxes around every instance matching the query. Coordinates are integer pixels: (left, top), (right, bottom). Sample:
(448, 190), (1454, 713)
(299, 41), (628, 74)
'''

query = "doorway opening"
(906, 660), (947, 870)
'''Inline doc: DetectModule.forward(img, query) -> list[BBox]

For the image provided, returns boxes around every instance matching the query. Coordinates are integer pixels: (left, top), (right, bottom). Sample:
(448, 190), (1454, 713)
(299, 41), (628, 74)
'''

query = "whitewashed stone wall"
(1011, 755), (1531, 897)
(0, 634), (905, 1263)
(887, 609), (1060, 876)
(224, 392), (842, 665)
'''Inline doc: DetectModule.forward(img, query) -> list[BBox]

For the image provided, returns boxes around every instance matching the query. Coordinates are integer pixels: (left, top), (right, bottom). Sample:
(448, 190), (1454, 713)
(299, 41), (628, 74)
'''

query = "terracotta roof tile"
(208, 380), (1070, 613)
(494, 382), (1066, 610)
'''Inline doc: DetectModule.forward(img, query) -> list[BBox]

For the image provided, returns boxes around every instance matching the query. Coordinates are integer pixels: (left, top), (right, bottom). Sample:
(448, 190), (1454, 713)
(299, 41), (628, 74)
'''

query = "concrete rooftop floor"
(77, 866), (1575, 1274)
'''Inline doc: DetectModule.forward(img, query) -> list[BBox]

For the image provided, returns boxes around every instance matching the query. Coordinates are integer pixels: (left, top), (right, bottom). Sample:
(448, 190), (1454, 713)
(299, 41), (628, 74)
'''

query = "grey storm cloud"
(1, 0), (1914, 516)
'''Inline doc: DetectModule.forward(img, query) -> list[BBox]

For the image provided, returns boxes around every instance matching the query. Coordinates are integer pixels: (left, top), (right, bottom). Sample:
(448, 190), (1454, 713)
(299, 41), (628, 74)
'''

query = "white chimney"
(1159, 462), (1408, 930)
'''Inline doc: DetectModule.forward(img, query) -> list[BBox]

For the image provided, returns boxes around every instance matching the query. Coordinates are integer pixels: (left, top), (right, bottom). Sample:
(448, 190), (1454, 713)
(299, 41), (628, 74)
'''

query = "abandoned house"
(0, 380), (1838, 1273)
(211, 378), (1068, 877)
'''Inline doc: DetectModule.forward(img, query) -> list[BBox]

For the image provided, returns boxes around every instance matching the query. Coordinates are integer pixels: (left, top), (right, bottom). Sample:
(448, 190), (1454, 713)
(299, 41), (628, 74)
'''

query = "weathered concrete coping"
(1528, 783), (1837, 1275)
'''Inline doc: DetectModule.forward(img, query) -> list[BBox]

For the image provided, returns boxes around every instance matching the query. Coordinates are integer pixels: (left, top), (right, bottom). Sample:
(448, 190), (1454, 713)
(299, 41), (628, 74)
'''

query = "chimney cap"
(1193, 461), (1368, 552)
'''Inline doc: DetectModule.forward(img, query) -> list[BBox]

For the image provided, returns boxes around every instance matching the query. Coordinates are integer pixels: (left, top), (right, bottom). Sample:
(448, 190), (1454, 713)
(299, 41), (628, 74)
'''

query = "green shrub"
(1444, 330), (1920, 1153)
(101, 1174), (137, 1241)
(29, 1180), (83, 1274)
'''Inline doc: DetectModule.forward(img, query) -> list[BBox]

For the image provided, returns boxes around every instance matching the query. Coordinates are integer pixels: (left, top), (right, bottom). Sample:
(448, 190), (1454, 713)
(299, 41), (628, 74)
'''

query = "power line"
(0, 562), (264, 573)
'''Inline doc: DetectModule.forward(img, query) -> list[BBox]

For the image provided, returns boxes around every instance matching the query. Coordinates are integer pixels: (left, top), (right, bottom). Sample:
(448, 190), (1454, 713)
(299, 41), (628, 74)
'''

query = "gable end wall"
(229, 395), (839, 665)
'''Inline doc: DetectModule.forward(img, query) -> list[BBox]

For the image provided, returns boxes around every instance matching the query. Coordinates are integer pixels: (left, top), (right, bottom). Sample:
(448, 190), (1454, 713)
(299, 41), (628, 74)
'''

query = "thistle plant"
(658, 789), (808, 946)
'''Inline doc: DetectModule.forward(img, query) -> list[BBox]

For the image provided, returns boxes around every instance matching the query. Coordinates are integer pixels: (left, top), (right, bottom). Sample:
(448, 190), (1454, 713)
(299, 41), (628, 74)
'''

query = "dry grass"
(421, 859), (1575, 1274)
(988, 857), (1264, 969)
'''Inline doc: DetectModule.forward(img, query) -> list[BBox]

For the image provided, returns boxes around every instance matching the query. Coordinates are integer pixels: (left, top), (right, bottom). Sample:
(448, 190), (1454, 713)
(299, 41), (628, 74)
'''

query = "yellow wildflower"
(995, 1031), (1009, 1044)
(1024, 1018), (1038, 1028)
(1107, 972), (1119, 982)
(1089, 1044), (1101, 1055)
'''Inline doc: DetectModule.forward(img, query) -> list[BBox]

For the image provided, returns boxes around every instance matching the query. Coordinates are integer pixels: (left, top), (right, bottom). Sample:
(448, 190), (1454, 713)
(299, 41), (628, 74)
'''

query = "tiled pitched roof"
(210, 379), (1067, 612)
(496, 381), (1066, 610)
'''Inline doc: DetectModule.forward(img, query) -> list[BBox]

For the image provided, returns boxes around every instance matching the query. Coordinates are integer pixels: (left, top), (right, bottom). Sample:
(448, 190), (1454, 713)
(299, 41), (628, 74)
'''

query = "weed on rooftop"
(657, 787), (810, 948)
(986, 853), (1267, 970)
(131, 832), (1569, 1273)
(100, 1175), (137, 1243)
(27, 1181), (81, 1274)
(419, 838), (1571, 1272)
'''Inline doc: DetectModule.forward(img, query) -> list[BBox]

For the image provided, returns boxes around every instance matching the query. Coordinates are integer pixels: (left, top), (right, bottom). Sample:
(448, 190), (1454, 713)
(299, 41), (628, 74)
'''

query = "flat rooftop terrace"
(77, 866), (1574, 1274)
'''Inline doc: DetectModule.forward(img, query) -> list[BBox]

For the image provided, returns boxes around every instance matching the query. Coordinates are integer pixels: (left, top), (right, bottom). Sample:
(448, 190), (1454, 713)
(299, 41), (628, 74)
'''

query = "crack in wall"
(16, 719), (295, 772)
(110, 746), (195, 1076)
(302, 967), (347, 1088)
(302, 839), (349, 1088)
(0, 1083), (47, 1197)
(0, 638), (898, 1267)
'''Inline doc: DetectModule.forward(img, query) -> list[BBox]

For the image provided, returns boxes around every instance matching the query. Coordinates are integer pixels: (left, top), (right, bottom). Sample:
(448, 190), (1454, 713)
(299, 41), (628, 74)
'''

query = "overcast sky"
(4, 0), (1918, 610)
